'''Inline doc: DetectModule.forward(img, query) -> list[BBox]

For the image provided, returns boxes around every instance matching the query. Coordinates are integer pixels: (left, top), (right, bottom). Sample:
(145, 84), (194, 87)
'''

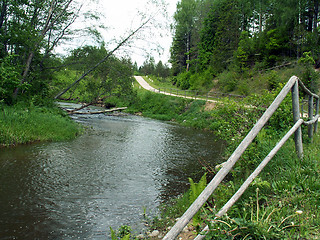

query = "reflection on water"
(0, 111), (224, 239)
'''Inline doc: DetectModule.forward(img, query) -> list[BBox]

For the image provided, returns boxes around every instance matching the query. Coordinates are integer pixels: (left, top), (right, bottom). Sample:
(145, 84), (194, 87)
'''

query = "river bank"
(0, 103), (82, 147)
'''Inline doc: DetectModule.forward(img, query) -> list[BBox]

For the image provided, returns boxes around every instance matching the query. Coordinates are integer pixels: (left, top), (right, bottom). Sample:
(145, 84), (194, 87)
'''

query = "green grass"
(142, 75), (177, 89)
(0, 104), (82, 147)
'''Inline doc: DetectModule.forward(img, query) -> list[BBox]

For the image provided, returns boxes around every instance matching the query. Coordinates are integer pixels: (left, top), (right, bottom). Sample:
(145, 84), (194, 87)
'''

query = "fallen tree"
(67, 107), (127, 115)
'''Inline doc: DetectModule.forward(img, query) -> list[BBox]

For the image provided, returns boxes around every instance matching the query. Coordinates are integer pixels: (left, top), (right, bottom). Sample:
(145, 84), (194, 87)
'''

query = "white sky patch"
(56, 0), (179, 67)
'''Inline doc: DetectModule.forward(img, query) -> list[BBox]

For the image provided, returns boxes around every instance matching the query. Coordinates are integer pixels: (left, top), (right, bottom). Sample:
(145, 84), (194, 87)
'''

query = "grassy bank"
(0, 103), (82, 147)
(123, 83), (320, 239)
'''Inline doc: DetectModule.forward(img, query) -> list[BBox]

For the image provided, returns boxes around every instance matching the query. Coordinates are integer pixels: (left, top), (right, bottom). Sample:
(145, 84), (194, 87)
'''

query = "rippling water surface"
(0, 106), (224, 239)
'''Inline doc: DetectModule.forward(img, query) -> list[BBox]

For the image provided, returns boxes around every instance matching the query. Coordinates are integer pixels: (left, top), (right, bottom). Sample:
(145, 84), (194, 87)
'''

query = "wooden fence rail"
(162, 76), (319, 240)
(154, 87), (245, 101)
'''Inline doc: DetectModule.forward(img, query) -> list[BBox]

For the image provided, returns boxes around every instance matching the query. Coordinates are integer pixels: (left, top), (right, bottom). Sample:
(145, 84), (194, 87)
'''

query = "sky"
(58, 0), (179, 67)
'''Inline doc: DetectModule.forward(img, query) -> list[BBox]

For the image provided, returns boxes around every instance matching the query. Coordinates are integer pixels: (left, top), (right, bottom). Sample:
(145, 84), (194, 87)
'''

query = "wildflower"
(295, 210), (303, 215)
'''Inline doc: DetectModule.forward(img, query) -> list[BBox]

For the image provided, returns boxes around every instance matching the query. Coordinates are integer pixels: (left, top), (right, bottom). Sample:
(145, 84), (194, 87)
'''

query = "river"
(0, 104), (224, 239)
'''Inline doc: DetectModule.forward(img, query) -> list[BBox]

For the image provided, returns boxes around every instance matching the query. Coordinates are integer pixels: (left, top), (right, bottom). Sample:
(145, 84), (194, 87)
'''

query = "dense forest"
(169, 0), (320, 91)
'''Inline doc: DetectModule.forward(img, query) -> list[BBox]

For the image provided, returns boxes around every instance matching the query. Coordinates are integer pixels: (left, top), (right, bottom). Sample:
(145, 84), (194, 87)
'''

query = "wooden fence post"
(291, 81), (303, 158)
(315, 97), (319, 133)
(308, 95), (314, 140)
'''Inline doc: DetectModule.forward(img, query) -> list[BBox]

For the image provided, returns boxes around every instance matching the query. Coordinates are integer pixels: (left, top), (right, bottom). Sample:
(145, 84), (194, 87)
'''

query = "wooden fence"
(153, 87), (245, 101)
(162, 76), (319, 240)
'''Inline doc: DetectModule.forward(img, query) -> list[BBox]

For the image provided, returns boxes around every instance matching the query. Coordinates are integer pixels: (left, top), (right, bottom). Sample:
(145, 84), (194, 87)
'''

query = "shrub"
(0, 55), (22, 105)
(218, 70), (238, 92)
(176, 71), (191, 89)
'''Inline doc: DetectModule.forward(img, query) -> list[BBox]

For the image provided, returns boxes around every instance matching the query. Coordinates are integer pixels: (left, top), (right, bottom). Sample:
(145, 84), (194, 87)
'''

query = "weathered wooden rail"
(163, 76), (319, 240)
(154, 87), (245, 101)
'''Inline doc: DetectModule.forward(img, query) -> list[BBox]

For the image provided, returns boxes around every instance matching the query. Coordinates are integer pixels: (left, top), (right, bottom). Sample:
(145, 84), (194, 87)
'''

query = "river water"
(0, 104), (224, 239)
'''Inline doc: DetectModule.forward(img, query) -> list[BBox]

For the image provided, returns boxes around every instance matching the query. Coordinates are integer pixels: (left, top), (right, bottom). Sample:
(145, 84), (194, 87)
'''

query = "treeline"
(137, 57), (171, 78)
(170, 0), (320, 90)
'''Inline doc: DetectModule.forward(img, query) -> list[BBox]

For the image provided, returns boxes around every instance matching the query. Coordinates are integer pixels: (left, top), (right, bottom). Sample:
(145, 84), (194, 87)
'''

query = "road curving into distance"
(133, 75), (216, 101)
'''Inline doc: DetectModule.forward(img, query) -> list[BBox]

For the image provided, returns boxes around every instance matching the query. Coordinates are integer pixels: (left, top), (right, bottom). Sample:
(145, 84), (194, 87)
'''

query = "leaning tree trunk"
(54, 16), (152, 99)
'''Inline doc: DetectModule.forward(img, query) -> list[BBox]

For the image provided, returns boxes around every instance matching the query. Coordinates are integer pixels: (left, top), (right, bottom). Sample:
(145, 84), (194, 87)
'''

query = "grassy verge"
(141, 75), (177, 90)
(0, 103), (82, 147)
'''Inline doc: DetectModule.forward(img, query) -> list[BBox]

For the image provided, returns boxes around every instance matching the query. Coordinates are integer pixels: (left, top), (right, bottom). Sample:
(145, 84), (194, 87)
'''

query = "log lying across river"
(68, 107), (127, 115)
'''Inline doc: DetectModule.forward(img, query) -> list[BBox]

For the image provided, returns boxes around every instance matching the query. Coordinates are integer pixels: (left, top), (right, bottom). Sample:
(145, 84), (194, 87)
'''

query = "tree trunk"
(0, 0), (7, 29)
(186, 32), (190, 72)
(314, 0), (319, 32)
(0, 0), (8, 55)
(307, 5), (314, 32)
(13, 51), (35, 98)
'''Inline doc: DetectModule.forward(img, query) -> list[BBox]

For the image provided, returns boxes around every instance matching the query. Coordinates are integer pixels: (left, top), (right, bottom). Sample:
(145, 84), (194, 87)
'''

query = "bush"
(266, 70), (281, 90)
(218, 70), (238, 92)
(176, 71), (191, 89)
(189, 68), (214, 90)
(0, 55), (22, 105)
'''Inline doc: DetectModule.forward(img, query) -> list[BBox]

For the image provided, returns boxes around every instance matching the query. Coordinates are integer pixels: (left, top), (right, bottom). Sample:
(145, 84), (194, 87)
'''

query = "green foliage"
(0, 55), (22, 104)
(189, 68), (214, 90)
(204, 133), (320, 239)
(176, 100), (212, 129)
(188, 173), (207, 226)
(117, 225), (132, 239)
(208, 98), (261, 141)
(205, 202), (307, 239)
(110, 226), (131, 240)
(129, 90), (190, 121)
(51, 45), (134, 103)
(176, 71), (191, 90)
(0, 0), (101, 101)
(233, 31), (254, 71)
(139, 58), (170, 78)
(218, 70), (239, 92)
(265, 70), (282, 90)
(0, 103), (81, 147)
(298, 51), (320, 93)
(170, 0), (202, 75)
(171, 0), (320, 79)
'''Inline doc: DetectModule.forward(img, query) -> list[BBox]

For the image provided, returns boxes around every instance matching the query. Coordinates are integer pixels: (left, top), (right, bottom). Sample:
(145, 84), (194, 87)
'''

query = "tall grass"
(0, 104), (81, 147)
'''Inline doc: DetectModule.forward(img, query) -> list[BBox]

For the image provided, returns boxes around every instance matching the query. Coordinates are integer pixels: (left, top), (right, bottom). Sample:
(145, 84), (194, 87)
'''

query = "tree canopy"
(170, 0), (320, 75)
(0, 0), (90, 104)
